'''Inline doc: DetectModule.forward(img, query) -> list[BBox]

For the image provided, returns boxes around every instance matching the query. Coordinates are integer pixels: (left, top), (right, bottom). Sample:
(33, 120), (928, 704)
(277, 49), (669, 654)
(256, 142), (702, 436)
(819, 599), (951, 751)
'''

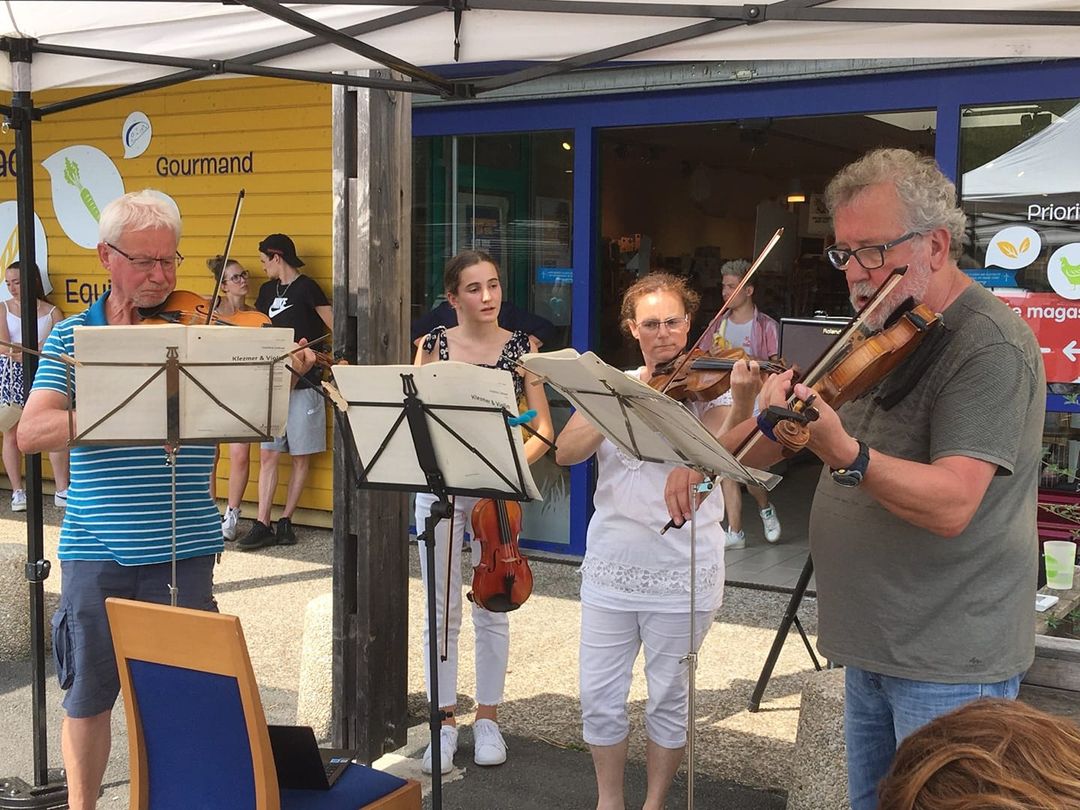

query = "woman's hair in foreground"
(877, 698), (1080, 810)
(619, 272), (700, 336)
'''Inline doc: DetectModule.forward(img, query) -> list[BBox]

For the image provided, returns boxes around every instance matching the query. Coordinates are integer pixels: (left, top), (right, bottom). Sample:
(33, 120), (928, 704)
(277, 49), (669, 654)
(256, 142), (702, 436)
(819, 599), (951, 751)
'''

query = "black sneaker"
(275, 516), (297, 546)
(237, 520), (276, 551)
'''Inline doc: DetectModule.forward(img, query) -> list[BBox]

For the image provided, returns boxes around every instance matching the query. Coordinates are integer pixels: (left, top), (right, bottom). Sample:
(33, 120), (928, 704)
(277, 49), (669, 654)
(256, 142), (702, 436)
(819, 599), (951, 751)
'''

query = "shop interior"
(597, 111), (936, 368)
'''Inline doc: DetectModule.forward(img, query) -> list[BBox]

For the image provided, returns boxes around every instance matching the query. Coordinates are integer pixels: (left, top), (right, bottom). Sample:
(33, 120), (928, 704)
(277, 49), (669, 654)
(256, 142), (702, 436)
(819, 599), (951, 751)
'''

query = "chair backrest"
(106, 597), (281, 810)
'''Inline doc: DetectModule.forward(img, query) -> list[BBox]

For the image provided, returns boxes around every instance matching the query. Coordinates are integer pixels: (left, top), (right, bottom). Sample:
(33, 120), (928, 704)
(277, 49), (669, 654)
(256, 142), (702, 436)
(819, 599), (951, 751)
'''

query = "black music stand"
(70, 324), (294, 602)
(746, 553), (823, 712)
(330, 362), (539, 810)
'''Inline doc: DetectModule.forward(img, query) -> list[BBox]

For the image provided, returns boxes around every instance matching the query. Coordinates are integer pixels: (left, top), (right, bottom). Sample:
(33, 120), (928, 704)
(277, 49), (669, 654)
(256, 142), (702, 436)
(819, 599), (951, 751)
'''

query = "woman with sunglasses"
(413, 249), (554, 776)
(206, 255), (257, 540)
(555, 272), (762, 810)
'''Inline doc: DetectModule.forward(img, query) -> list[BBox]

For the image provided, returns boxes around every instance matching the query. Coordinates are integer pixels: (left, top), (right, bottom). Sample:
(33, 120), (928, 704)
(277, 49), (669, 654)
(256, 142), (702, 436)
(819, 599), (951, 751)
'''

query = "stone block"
(296, 591), (333, 739)
(787, 667), (847, 810)
(0, 544), (61, 662)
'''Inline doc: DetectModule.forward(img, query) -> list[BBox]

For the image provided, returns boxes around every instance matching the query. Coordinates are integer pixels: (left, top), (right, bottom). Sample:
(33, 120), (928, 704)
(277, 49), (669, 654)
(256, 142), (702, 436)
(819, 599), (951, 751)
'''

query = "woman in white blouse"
(556, 272), (761, 810)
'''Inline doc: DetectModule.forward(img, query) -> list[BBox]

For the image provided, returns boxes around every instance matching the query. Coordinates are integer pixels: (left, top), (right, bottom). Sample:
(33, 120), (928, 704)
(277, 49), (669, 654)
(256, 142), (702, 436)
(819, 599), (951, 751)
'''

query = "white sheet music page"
(72, 325), (294, 443)
(520, 348), (779, 489)
(331, 362), (541, 500)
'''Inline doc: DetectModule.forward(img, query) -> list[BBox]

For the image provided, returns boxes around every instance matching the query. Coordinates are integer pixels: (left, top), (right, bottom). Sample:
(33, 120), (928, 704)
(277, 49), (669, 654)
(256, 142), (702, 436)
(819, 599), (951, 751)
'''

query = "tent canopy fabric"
(963, 101), (1080, 199)
(2, 1), (1080, 97)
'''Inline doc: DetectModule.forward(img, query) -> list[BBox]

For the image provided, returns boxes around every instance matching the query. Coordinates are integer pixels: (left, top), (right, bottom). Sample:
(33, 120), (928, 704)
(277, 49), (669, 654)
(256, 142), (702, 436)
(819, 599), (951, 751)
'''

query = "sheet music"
(331, 362), (541, 500)
(73, 325), (294, 443)
(520, 348), (779, 489)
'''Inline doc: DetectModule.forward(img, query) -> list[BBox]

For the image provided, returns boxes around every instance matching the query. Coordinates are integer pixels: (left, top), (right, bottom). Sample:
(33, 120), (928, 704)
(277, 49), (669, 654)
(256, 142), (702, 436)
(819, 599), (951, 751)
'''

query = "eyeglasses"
(107, 242), (184, 273)
(226, 270), (249, 283)
(634, 315), (689, 334)
(825, 231), (920, 272)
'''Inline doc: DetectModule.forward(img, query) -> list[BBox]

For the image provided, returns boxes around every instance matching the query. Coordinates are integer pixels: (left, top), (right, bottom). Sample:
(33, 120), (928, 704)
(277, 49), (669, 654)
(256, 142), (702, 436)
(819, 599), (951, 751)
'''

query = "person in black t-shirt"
(237, 233), (332, 551)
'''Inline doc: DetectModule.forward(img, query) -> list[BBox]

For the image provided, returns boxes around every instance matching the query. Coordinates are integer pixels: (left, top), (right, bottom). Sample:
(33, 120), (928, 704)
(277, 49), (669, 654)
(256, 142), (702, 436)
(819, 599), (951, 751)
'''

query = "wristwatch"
(830, 440), (870, 488)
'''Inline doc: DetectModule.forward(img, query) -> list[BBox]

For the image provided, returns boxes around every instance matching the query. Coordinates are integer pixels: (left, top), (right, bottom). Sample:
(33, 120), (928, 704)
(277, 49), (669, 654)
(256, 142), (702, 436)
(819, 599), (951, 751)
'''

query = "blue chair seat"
(281, 764), (411, 810)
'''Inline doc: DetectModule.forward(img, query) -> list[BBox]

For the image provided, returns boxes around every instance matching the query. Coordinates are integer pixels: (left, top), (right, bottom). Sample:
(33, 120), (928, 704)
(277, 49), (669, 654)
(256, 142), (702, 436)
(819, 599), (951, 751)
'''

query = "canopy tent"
(3, 3), (1080, 807)
(1, 0), (1079, 103)
(963, 100), (1080, 199)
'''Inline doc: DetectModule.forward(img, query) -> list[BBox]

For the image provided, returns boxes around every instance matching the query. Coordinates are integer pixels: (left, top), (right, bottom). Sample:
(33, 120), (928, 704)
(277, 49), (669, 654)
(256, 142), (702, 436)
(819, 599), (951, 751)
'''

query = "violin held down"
(467, 499), (533, 613)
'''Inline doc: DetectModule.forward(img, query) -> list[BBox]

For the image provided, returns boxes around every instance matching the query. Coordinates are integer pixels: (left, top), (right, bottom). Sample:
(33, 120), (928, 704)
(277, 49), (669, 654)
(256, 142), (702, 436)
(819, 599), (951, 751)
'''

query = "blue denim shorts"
(51, 556), (217, 718)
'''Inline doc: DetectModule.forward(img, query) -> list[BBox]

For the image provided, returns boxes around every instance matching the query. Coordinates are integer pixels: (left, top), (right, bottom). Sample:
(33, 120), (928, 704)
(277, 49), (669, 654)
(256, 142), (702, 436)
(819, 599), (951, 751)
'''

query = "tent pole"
(0, 35), (69, 810)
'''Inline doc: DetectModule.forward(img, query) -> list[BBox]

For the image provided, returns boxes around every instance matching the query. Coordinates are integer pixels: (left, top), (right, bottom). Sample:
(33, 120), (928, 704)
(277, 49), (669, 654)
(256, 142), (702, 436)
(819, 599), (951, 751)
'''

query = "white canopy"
(963, 101), (1080, 199)
(2, 1), (1079, 96)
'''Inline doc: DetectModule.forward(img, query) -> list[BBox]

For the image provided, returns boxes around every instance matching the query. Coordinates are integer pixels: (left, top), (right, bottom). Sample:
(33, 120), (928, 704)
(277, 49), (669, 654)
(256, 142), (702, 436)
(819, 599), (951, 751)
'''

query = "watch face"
(831, 469), (864, 488)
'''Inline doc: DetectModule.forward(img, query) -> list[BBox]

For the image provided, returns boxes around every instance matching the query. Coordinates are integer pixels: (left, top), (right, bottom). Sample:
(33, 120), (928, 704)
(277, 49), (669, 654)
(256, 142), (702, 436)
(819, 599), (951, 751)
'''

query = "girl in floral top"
(413, 249), (553, 775)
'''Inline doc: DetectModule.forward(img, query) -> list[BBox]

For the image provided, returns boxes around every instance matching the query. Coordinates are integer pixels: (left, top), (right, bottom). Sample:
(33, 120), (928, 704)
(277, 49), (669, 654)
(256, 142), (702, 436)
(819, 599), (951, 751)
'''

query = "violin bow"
(658, 226), (784, 395)
(205, 188), (246, 325)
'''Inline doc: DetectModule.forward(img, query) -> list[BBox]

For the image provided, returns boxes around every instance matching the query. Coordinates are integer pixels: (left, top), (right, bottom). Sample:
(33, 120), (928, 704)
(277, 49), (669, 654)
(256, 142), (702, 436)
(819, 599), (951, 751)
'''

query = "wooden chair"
(105, 597), (420, 810)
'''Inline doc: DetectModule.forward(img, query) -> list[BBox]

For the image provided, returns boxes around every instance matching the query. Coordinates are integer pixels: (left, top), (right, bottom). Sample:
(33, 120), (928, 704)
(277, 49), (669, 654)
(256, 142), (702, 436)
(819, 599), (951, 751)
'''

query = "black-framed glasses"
(106, 242), (184, 273)
(825, 231), (920, 271)
(226, 270), (249, 283)
(634, 315), (689, 334)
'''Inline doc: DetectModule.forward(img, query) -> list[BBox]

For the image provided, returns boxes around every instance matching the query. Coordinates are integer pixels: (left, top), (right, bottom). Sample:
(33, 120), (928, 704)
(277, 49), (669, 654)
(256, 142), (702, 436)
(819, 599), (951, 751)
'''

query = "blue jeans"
(844, 665), (1022, 810)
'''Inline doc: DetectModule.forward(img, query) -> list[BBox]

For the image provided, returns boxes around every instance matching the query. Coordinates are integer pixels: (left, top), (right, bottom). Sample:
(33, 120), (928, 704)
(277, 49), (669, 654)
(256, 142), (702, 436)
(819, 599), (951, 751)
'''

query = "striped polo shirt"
(33, 292), (224, 565)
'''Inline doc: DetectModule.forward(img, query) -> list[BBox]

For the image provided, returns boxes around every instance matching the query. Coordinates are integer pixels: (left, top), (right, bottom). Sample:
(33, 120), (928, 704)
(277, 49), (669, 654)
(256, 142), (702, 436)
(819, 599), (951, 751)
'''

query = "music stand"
(746, 554), (823, 712)
(520, 349), (777, 491)
(330, 362), (540, 810)
(70, 324), (294, 604)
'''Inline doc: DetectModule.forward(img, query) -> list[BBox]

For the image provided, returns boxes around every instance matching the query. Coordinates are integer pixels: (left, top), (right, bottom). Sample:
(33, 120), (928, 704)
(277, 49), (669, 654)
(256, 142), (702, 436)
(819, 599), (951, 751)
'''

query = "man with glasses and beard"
(712, 149), (1044, 810)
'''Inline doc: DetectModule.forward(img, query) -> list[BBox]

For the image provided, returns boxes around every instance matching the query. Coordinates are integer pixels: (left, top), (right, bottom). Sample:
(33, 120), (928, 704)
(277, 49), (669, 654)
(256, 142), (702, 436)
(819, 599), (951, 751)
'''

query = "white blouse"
(579, 369), (730, 613)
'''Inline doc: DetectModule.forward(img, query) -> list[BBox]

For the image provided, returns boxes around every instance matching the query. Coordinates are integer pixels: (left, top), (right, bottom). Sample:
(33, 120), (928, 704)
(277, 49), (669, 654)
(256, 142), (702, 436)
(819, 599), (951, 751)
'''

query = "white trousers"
(579, 602), (715, 749)
(415, 492), (510, 708)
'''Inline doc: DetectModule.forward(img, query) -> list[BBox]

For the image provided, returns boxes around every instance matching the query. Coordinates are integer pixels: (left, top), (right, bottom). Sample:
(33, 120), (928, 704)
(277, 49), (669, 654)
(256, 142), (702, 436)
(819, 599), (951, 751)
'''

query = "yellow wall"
(0, 77), (335, 517)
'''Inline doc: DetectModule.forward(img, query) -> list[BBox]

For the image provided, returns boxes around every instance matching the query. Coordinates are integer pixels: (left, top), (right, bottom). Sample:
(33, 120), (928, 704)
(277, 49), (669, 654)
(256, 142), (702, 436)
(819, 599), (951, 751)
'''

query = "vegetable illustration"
(63, 157), (101, 221)
(0, 226), (17, 273)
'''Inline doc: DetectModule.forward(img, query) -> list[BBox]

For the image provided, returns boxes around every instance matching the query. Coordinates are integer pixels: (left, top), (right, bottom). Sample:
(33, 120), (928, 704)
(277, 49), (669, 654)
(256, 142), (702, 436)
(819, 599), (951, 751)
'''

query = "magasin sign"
(993, 290), (1080, 383)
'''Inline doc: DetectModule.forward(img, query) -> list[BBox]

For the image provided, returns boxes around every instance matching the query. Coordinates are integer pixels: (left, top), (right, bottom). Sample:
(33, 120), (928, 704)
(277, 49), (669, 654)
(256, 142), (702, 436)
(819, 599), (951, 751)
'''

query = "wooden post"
(330, 72), (412, 761)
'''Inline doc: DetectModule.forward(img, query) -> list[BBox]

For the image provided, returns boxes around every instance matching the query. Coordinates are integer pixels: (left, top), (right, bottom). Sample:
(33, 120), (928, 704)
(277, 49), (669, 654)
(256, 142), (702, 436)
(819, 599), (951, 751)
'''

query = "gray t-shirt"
(810, 283), (1044, 683)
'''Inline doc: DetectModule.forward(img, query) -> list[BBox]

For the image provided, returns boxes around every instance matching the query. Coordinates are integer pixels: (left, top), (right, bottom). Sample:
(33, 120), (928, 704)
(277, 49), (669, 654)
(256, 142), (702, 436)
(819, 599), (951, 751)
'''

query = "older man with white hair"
(18, 190), (312, 809)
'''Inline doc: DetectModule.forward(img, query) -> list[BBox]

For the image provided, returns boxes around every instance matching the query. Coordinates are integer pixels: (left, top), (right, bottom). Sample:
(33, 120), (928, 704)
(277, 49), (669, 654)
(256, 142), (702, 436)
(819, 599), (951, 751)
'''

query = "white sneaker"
(221, 506), (241, 541)
(54, 489), (68, 508)
(421, 725), (458, 775)
(11, 489), (26, 512)
(472, 719), (507, 766)
(760, 504), (782, 544)
(724, 529), (745, 550)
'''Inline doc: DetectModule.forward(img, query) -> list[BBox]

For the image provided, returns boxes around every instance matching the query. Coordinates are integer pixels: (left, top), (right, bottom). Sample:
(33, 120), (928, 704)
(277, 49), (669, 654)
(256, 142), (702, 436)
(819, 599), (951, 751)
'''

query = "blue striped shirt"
(33, 292), (223, 565)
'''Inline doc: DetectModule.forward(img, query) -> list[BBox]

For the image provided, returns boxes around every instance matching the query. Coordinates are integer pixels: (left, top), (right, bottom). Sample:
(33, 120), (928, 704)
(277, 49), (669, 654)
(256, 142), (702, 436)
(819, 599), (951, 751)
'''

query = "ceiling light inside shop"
(562, 141), (572, 151)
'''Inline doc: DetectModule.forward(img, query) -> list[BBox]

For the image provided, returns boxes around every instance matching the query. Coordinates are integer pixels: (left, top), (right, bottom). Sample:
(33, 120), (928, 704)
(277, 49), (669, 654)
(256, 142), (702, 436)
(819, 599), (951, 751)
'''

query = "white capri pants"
(579, 602), (715, 749)
(415, 492), (510, 708)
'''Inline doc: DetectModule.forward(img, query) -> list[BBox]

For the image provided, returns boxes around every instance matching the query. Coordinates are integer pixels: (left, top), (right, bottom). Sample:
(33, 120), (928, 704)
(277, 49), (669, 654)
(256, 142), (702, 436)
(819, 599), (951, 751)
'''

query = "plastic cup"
(1044, 541), (1077, 590)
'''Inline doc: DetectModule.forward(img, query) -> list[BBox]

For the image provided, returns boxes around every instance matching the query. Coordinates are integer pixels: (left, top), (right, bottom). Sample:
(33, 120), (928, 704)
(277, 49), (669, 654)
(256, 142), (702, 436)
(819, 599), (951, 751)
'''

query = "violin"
(768, 300), (939, 452)
(467, 498), (533, 612)
(138, 290), (272, 328)
(648, 346), (793, 403)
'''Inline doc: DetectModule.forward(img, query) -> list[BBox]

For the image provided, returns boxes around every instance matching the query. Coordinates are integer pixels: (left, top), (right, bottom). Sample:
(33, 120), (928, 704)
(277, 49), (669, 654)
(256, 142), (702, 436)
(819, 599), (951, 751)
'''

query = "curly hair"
(618, 272), (700, 336)
(824, 148), (967, 260)
(878, 698), (1080, 810)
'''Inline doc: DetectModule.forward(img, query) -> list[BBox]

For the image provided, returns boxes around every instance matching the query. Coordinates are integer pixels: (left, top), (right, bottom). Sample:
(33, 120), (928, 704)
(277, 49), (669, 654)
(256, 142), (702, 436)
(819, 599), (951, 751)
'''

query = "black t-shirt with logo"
(255, 274), (330, 384)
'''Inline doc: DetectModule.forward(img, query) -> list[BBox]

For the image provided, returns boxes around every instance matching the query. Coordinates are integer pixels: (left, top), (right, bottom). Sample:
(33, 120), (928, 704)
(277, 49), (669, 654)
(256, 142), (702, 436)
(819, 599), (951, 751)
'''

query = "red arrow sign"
(993, 291), (1080, 383)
